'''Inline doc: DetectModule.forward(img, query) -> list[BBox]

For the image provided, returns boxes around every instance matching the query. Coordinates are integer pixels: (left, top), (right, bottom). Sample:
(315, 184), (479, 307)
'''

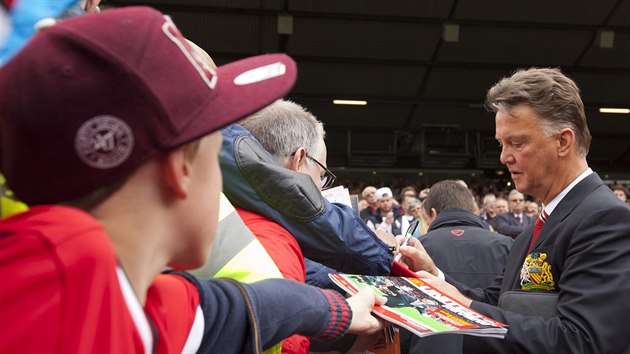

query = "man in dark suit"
(399, 67), (630, 353)
(493, 189), (534, 238)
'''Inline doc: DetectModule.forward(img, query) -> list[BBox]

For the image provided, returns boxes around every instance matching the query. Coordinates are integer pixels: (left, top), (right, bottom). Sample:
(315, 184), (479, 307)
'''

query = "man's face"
(363, 187), (377, 204)
(526, 202), (540, 215)
(483, 200), (495, 214)
(495, 200), (508, 214)
(401, 196), (413, 212)
(410, 205), (423, 219)
(300, 140), (328, 191)
(378, 197), (393, 212)
(496, 105), (559, 201)
(508, 193), (525, 213)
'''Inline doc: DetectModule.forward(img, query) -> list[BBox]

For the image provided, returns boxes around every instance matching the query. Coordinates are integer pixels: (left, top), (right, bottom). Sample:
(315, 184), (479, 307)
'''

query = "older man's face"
(496, 105), (560, 202)
(363, 187), (377, 204)
(495, 200), (508, 214)
(508, 193), (525, 214)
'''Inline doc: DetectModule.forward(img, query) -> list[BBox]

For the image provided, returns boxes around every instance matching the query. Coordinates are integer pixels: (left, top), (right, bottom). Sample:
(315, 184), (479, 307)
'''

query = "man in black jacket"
(420, 180), (513, 288)
(407, 180), (513, 354)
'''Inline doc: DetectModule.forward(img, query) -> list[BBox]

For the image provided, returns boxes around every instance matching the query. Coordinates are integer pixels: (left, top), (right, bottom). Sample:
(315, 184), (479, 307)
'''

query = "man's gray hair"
(485, 67), (591, 157)
(482, 193), (496, 205)
(508, 189), (524, 199)
(240, 100), (325, 167)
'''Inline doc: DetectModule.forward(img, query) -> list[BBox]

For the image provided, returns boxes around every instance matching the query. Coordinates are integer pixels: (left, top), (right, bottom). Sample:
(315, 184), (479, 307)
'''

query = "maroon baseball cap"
(0, 7), (297, 205)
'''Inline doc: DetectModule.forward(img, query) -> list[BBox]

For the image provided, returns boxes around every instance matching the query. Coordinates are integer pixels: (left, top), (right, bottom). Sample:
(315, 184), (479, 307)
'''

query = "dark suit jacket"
(493, 211), (534, 238)
(453, 173), (630, 353)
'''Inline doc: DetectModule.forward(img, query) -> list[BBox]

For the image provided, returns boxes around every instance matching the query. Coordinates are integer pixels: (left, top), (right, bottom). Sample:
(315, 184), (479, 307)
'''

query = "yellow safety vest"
(191, 193), (283, 354)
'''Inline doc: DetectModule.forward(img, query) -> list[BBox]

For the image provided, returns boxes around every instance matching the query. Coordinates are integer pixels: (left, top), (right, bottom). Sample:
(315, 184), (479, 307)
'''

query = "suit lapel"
(530, 173), (603, 250)
(501, 230), (533, 293)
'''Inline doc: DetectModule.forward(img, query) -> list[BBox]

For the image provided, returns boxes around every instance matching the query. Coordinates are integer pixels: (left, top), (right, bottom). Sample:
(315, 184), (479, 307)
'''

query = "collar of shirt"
(542, 167), (593, 216)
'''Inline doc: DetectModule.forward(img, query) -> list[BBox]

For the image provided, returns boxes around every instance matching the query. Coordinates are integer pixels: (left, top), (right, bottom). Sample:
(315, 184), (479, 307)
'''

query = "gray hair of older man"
(239, 100), (325, 168)
(485, 67), (591, 157)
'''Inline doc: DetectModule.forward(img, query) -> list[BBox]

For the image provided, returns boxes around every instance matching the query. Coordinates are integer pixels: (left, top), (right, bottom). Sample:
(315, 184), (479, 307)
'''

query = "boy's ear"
(162, 147), (192, 199)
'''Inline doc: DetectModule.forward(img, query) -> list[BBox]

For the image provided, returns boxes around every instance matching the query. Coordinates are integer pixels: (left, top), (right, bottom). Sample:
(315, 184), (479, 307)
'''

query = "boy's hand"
(346, 288), (387, 335)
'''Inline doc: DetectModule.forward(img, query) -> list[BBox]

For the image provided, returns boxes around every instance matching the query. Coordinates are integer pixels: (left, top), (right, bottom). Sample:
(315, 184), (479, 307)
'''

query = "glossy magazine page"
(329, 274), (507, 338)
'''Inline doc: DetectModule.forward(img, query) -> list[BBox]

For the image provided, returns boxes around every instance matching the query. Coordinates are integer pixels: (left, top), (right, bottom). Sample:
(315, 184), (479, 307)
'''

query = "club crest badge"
(520, 251), (555, 291)
(75, 115), (134, 169)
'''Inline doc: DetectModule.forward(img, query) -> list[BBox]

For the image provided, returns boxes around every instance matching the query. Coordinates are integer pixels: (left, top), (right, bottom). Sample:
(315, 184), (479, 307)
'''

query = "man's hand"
(396, 236), (438, 276)
(416, 271), (472, 306)
(346, 288), (387, 335)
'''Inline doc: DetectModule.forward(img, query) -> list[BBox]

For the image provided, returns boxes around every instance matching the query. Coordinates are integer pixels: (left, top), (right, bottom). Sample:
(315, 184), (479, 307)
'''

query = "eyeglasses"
(306, 154), (337, 190)
(291, 151), (336, 190)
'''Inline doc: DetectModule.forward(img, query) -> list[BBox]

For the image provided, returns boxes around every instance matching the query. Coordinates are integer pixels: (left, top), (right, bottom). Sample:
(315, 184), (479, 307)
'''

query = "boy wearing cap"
(0, 7), (383, 354)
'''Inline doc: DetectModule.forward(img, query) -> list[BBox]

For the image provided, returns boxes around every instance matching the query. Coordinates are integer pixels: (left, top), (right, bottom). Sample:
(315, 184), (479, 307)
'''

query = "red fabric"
(0, 206), (198, 354)
(390, 260), (420, 278)
(236, 208), (309, 354)
(528, 211), (548, 251)
(0, 206), (144, 353)
(318, 290), (352, 341)
(147, 274), (201, 354)
(237, 208), (306, 283)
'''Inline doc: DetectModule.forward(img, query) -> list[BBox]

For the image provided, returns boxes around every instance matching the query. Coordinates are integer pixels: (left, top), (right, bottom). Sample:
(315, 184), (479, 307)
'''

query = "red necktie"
(529, 210), (548, 250)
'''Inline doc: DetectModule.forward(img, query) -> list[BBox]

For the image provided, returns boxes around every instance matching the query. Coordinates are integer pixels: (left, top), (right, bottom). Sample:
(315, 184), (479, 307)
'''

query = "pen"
(394, 219), (419, 262)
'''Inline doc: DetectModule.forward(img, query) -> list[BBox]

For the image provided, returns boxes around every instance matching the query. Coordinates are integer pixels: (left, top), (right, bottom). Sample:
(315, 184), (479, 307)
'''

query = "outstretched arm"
(176, 273), (384, 353)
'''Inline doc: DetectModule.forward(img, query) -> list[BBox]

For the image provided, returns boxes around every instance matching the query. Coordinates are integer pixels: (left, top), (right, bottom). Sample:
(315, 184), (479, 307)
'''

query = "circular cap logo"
(75, 115), (134, 169)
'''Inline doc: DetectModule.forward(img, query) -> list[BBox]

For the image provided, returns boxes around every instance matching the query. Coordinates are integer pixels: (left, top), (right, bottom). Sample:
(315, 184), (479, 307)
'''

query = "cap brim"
(169, 53), (297, 147)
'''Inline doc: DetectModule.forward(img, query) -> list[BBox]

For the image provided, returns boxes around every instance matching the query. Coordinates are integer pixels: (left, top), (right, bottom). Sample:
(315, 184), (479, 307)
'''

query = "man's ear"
(162, 146), (193, 199)
(430, 208), (438, 222)
(288, 147), (306, 171)
(557, 128), (575, 157)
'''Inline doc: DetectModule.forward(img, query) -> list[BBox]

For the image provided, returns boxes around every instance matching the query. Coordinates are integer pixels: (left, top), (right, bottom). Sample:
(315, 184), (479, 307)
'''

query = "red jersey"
(0, 206), (200, 354)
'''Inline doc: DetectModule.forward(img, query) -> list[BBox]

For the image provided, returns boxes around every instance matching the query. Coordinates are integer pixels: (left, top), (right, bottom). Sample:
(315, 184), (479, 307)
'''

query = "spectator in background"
(376, 211), (398, 235)
(494, 189), (534, 238)
(409, 198), (425, 237)
(398, 185), (417, 214)
(401, 186), (417, 199)
(479, 193), (497, 231)
(360, 186), (378, 222)
(366, 187), (401, 231)
(394, 195), (421, 238)
(407, 180), (512, 353)
(493, 197), (509, 215)
(525, 199), (540, 218)
(611, 184), (630, 204)
(358, 198), (369, 213)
